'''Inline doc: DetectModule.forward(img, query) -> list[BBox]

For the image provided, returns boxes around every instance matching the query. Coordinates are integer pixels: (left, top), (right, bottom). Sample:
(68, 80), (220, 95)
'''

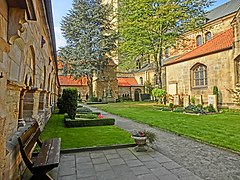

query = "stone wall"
(166, 50), (235, 106)
(0, 0), (59, 179)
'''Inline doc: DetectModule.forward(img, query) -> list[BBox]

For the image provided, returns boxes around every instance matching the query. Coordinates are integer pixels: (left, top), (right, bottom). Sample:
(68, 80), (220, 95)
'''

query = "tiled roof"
(206, 0), (240, 22)
(59, 76), (87, 86)
(58, 62), (63, 69)
(165, 28), (233, 66)
(117, 77), (141, 87)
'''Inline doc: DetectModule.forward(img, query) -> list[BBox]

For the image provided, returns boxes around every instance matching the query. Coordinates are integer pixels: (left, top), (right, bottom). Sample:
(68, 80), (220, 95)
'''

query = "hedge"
(64, 117), (115, 127)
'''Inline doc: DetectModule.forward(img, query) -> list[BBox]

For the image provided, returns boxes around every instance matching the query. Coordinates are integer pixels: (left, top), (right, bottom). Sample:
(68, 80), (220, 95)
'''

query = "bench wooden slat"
(33, 139), (52, 168)
(24, 128), (41, 156)
(20, 123), (38, 145)
(46, 138), (61, 165)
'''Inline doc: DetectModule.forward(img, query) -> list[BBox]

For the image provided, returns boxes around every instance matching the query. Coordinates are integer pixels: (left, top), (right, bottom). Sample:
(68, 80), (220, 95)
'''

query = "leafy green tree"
(152, 88), (167, 103)
(59, 0), (117, 100)
(118, 0), (213, 88)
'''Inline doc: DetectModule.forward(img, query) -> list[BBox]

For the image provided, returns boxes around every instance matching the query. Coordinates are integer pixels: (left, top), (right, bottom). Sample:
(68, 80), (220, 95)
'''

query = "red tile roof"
(59, 76), (87, 86)
(58, 62), (63, 69)
(117, 77), (141, 87)
(165, 28), (233, 66)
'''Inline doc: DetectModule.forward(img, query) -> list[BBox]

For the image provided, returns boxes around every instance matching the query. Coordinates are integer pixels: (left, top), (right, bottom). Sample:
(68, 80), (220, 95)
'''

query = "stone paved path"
(58, 148), (202, 180)
(83, 104), (240, 180)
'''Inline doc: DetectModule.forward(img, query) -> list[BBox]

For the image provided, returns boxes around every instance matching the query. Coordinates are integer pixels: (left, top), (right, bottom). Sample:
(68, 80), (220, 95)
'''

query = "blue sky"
(52, 0), (230, 49)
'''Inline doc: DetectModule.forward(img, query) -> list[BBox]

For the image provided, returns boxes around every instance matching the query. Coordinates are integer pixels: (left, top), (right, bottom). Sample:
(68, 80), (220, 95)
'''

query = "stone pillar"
(18, 89), (28, 127)
(23, 89), (40, 122)
(183, 95), (190, 107)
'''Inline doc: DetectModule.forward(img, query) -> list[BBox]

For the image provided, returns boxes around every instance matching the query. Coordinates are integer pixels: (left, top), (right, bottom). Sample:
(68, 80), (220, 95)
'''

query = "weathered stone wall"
(0, 0), (59, 179)
(166, 50), (235, 106)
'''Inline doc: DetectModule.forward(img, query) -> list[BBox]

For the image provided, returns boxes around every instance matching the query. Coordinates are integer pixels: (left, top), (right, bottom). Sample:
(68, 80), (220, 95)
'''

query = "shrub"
(169, 103), (174, 111)
(57, 96), (65, 114)
(62, 88), (78, 119)
(205, 104), (216, 112)
(190, 97), (196, 105)
(77, 107), (92, 113)
(184, 104), (206, 114)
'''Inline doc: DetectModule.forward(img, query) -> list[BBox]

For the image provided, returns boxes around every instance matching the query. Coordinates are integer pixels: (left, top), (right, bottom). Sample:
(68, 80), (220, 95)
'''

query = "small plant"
(190, 96), (196, 105)
(131, 130), (157, 144)
(169, 103), (174, 111)
(184, 104), (206, 114)
(205, 104), (216, 112)
(152, 88), (167, 104)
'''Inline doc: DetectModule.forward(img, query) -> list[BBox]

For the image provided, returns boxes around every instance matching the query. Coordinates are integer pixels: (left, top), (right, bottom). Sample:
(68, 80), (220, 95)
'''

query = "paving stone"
(130, 166), (151, 176)
(76, 156), (91, 163)
(90, 152), (105, 159)
(77, 168), (96, 178)
(162, 161), (182, 170)
(143, 160), (162, 169)
(105, 153), (120, 160)
(78, 176), (97, 180)
(125, 159), (144, 167)
(117, 149), (133, 155)
(137, 173), (159, 180)
(121, 154), (138, 160)
(170, 167), (196, 178)
(137, 154), (154, 162)
(112, 164), (133, 175)
(58, 166), (76, 176)
(103, 149), (117, 154)
(60, 160), (75, 168)
(61, 154), (75, 162)
(76, 162), (94, 170)
(96, 170), (117, 179)
(59, 174), (77, 180)
(154, 155), (172, 164)
(160, 174), (180, 180)
(75, 152), (90, 157)
(94, 163), (112, 172)
(116, 172), (138, 180)
(92, 157), (108, 164)
(108, 158), (125, 166)
(151, 167), (173, 177)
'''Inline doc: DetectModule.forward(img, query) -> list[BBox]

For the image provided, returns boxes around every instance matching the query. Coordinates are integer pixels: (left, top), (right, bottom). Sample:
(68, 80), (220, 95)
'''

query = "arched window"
(136, 60), (141, 69)
(196, 35), (202, 46)
(140, 77), (143, 85)
(205, 32), (212, 41)
(192, 64), (208, 87)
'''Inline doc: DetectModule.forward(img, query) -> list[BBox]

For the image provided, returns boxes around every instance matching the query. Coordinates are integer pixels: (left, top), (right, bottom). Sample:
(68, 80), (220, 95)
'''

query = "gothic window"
(140, 77), (143, 85)
(192, 64), (208, 87)
(136, 60), (141, 69)
(196, 35), (203, 46)
(236, 60), (240, 85)
(205, 32), (212, 42)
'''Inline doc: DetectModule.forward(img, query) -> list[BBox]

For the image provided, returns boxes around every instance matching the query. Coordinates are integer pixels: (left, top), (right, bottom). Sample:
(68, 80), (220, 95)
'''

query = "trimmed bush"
(77, 107), (92, 113)
(57, 96), (65, 114)
(64, 117), (115, 127)
(62, 88), (78, 119)
(75, 113), (98, 119)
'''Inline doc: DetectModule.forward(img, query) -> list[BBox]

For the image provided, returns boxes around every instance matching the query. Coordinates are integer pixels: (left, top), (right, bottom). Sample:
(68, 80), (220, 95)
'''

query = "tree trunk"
(87, 75), (93, 101)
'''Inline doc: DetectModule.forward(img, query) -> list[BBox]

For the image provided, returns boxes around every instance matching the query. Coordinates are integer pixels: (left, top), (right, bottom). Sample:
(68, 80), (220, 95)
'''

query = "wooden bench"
(18, 122), (61, 179)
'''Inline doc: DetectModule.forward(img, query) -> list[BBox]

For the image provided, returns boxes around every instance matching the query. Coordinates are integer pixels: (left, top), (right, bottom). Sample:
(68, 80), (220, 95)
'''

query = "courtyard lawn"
(92, 102), (240, 152)
(40, 112), (134, 149)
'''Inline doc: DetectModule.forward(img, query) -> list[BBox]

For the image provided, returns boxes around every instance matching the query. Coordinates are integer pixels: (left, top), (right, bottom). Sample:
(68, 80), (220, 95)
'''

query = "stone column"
(18, 89), (28, 127)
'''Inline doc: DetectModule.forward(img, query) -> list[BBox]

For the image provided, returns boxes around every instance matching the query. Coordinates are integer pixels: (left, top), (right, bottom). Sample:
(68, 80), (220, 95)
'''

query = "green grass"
(40, 113), (134, 149)
(92, 102), (240, 152)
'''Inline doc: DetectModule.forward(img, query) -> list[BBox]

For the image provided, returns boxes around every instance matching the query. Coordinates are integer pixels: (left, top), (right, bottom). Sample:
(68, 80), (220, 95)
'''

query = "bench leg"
(31, 173), (53, 180)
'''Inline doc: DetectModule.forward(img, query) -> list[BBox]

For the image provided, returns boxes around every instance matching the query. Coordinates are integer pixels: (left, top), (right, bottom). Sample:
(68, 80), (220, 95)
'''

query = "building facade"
(164, 0), (240, 107)
(0, 0), (59, 179)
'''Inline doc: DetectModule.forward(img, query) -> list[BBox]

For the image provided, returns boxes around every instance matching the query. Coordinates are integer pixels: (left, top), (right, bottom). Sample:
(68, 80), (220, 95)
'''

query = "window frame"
(191, 63), (208, 88)
(196, 35), (203, 46)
